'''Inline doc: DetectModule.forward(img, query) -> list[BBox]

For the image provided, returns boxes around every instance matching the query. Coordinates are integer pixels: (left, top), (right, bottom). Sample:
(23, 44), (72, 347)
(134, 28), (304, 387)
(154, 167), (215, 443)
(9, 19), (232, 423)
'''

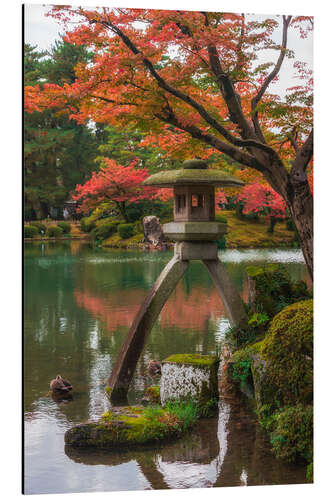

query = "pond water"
(24, 242), (309, 494)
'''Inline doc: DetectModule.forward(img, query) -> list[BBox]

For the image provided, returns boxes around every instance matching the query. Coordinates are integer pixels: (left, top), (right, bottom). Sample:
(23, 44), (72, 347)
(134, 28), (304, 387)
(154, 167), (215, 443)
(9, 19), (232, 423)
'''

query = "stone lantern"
(107, 160), (246, 402)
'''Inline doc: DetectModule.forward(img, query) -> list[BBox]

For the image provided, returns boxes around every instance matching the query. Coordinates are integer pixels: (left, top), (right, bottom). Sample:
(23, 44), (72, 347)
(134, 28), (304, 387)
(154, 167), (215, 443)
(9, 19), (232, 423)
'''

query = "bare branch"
(252, 16), (292, 108)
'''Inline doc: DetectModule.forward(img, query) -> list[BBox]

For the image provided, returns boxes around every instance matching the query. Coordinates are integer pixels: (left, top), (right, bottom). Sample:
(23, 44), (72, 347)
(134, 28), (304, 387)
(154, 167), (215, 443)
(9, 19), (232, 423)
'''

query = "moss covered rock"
(270, 404), (313, 463)
(261, 299), (313, 406)
(65, 403), (198, 449)
(160, 354), (219, 410)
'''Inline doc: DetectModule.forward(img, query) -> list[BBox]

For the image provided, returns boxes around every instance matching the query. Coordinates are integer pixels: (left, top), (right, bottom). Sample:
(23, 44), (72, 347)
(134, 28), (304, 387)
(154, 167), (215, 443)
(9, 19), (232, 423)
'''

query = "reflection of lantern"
(107, 160), (246, 403)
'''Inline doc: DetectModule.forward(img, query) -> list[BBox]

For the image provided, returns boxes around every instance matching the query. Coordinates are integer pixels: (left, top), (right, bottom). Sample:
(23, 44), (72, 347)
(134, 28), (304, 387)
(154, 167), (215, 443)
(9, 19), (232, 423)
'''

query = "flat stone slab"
(160, 354), (219, 408)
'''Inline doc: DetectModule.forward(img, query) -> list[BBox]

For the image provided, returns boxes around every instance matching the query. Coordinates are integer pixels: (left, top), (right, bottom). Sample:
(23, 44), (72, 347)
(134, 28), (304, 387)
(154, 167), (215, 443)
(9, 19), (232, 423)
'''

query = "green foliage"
(118, 223), (135, 239)
(165, 400), (200, 431)
(80, 217), (96, 233)
(246, 264), (310, 318)
(91, 221), (119, 241)
(200, 398), (219, 418)
(24, 225), (39, 238)
(216, 235), (227, 249)
(29, 221), (46, 234)
(57, 221), (71, 234)
(248, 312), (270, 327)
(306, 461), (313, 483)
(270, 405), (313, 463)
(46, 225), (63, 238)
(261, 300), (313, 406)
(134, 220), (143, 234)
(230, 346), (253, 385)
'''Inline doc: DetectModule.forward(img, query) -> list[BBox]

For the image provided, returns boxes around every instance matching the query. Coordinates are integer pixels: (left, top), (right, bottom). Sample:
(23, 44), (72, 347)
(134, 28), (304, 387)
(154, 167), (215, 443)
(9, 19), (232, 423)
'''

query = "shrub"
(134, 220), (143, 234)
(246, 264), (310, 318)
(118, 223), (134, 239)
(24, 225), (39, 238)
(95, 217), (122, 228)
(216, 235), (227, 249)
(57, 221), (71, 234)
(80, 217), (96, 233)
(91, 222), (119, 241)
(30, 221), (46, 235)
(270, 404), (313, 463)
(261, 300), (313, 406)
(46, 225), (63, 238)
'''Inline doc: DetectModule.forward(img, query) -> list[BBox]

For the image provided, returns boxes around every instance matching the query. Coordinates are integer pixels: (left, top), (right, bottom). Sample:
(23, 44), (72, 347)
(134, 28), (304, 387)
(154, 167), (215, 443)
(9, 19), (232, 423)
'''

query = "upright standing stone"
(160, 354), (219, 407)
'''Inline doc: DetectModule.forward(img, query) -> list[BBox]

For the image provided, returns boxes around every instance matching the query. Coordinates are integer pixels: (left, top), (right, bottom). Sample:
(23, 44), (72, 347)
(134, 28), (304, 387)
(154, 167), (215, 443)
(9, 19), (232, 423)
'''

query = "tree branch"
(251, 16), (292, 143)
(155, 106), (265, 172)
(291, 129), (313, 179)
(252, 16), (292, 108)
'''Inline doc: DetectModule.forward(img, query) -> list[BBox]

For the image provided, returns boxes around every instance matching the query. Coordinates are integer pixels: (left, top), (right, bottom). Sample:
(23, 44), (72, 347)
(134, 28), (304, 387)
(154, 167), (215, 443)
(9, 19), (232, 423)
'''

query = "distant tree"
(73, 159), (157, 221)
(237, 182), (288, 232)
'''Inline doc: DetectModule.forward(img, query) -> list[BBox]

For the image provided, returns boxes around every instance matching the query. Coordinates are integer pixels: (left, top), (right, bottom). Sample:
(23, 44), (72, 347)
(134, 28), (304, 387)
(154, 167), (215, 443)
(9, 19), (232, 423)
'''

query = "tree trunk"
(289, 188), (313, 282)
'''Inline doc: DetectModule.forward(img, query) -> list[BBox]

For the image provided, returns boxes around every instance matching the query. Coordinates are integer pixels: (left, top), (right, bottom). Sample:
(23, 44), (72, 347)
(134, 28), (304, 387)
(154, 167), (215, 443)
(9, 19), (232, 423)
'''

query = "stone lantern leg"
(106, 160), (247, 403)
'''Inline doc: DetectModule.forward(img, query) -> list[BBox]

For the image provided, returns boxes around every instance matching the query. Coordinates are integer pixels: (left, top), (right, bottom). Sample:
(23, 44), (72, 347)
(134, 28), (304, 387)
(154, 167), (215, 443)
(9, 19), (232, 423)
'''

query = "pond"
(24, 241), (309, 494)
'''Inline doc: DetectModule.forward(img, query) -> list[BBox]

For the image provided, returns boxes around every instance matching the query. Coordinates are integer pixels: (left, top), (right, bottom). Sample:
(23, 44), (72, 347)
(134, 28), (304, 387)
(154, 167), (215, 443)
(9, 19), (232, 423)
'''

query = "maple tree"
(25, 8), (313, 279)
(237, 182), (288, 232)
(73, 158), (157, 221)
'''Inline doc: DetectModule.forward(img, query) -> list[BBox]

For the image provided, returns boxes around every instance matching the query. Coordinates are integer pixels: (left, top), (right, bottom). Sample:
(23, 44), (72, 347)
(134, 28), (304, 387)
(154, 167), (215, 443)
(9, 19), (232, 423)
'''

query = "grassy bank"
(24, 211), (298, 249)
(102, 210), (298, 249)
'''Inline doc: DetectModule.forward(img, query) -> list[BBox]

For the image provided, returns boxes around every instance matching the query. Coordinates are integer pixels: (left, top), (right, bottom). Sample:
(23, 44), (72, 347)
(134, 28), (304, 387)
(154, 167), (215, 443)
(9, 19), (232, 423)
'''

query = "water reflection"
(24, 241), (308, 494)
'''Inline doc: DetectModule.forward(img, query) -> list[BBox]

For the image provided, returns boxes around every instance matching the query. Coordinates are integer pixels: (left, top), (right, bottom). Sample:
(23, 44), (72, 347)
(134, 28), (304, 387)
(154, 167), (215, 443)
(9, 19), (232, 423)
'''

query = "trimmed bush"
(80, 217), (96, 233)
(46, 225), (63, 238)
(91, 222), (119, 241)
(24, 225), (39, 238)
(57, 221), (71, 234)
(118, 223), (134, 239)
(261, 300), (313, 406)
(133, 220), (143, 234)
(95, 217), (122, 228)
(30, 221), (46, 235)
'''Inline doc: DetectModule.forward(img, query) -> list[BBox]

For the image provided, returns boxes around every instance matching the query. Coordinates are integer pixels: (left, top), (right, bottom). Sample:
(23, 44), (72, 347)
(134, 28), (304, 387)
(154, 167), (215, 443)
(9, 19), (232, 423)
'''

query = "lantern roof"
(143, 159), (244, 188)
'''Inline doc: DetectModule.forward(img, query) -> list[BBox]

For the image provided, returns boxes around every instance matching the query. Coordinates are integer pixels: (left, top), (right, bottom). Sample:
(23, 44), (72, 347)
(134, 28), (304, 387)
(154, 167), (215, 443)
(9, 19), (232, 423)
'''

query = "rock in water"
(160, 354), (219, 409)
(50, 374), (72, 392)
(142, 216), (164, 247)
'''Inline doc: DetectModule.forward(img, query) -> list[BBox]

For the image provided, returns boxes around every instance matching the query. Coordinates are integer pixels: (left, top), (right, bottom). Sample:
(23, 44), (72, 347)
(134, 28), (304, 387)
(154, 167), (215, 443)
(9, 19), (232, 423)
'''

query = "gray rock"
(143, 216), (164, 247)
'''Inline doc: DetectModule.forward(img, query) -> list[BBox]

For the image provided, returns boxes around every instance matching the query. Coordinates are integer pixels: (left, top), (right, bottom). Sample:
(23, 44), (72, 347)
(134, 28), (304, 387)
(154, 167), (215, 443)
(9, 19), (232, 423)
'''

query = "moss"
(270, 404), (313, 463)
(143, 168), (244, 187)
(65, 401), (200, 449)
(260, 300), (313, 406)
(163, 353), (218, 367)
(306, 461), (313, 483)
(105, 386), (112, 396)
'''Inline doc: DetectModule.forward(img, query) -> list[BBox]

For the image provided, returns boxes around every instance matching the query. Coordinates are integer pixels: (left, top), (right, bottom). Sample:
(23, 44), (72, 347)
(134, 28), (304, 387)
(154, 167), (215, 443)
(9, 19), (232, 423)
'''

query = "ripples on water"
(24, 242), (308, 494)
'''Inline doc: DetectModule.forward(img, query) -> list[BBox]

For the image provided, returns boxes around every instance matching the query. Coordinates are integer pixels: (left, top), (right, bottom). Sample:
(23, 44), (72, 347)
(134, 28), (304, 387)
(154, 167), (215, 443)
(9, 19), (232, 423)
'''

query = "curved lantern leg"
(203, 259), (247, 328)
(106, 256), (189, 403)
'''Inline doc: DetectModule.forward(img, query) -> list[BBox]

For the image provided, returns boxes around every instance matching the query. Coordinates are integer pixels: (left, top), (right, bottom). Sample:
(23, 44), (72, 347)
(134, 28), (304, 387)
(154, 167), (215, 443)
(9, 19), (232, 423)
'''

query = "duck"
(147, 360), (161, 379)
(50, 375), (72, 393)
